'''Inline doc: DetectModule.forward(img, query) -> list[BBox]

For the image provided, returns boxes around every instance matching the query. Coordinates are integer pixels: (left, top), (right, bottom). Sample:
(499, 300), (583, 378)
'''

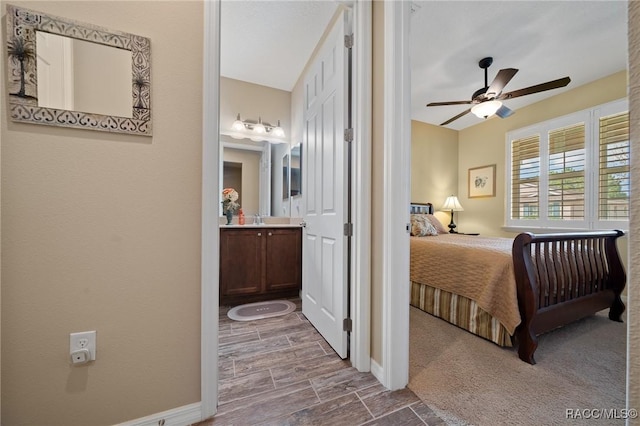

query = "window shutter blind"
(599, 112), (629, 220)
(511, 135), (540, 219)
(548, 124), (585, 220)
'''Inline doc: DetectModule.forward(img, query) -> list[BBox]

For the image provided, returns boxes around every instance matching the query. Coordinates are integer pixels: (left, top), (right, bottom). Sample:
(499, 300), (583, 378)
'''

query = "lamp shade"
(253, 117), (266, 134)
(272, 120), (285, 138)
(231, 113), (245, 132)
(442, 195), (464, 211)
(471, 100), (502, 119)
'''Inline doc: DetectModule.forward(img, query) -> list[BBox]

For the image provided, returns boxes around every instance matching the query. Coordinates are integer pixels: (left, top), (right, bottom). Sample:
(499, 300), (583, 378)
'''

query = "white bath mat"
(227, 300), (297, 321)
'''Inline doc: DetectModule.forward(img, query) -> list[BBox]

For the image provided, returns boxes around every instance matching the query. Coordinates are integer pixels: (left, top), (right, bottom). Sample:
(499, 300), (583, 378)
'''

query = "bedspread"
(410, 234), (521, 334)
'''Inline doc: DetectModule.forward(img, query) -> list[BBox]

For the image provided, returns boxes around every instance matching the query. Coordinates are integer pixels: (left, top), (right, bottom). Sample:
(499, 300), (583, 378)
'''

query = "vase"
(225, 209), (233, 225)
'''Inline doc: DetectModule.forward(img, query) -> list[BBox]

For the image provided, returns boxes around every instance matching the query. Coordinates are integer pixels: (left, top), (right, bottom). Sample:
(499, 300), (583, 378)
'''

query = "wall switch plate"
(70, 331), (96, 362)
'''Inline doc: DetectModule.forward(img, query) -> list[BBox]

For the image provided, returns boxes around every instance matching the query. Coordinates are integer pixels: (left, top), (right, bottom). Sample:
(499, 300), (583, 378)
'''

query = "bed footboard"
(512, 230), (626, 364)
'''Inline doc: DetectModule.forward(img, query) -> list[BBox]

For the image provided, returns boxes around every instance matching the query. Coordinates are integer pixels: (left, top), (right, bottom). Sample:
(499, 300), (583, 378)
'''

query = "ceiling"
(221, 1), (628, 131)
(221, 1), (339, 92)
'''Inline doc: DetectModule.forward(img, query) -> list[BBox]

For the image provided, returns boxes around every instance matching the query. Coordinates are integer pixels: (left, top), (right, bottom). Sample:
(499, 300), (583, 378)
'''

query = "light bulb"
(231, 113), (245, 132)
(253, 117), (266, 134)
(471, 100), (502, 119)
(272, 120), (285, 138)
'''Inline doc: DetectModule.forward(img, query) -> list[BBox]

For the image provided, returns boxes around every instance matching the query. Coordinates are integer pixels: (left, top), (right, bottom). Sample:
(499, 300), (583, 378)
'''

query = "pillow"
(425, 214), (449, 234)
(410, 214), (438, 237)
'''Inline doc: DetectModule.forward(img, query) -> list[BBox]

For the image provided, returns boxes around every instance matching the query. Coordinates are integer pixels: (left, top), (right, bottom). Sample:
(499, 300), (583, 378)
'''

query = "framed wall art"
(468, 164), (496, 198)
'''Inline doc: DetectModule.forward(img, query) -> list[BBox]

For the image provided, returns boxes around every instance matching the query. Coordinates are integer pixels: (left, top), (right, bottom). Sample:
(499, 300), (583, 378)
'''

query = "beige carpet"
(409, 306), (627, 426)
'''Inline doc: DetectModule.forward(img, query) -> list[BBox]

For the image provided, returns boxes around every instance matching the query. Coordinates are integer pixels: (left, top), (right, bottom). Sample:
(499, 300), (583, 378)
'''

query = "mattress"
(410, 233), (521, 336)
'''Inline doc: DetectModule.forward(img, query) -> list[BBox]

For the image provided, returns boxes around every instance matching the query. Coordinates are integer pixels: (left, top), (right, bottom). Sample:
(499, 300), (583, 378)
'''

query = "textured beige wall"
(627, 1), (639, 418)
(410, 120), (458, 228)
(1, 1), (203, 424)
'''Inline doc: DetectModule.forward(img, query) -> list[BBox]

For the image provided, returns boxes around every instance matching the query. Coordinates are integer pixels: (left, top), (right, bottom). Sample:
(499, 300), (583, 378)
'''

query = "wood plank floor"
(194, 298), (446, 426)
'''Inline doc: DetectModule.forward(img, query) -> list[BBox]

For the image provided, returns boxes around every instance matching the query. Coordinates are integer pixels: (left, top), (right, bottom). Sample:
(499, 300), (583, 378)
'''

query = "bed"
(409, 202), (626, 364)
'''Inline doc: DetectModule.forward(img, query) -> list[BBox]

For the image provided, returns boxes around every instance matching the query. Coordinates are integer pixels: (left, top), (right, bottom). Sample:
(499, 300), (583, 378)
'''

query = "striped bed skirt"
(410, 281), (513, 347)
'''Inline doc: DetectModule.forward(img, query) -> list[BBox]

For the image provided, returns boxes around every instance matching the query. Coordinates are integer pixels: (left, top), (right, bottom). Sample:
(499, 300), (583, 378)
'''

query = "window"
(506, 99), (628, 230)
(599, 112), (630, 220)
(548, 123), (586, 221)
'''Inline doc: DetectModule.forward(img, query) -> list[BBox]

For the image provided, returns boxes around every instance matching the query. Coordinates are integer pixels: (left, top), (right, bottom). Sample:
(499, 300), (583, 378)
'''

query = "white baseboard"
(116, 402), (203, 426)
(370, 358), (384, 386)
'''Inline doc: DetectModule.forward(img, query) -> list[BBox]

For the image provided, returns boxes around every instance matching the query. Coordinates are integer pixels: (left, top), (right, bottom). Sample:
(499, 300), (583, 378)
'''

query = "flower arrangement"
(222, 187), (240, 216)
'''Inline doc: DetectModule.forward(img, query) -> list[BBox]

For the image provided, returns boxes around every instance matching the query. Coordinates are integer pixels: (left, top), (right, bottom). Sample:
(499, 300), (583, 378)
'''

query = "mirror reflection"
(220, 135), (291, 218)
(36, 31), (132, 118)
(290, 144), (302, 198)
(221, 139), (266, 216)
(282, 153), (290, 200)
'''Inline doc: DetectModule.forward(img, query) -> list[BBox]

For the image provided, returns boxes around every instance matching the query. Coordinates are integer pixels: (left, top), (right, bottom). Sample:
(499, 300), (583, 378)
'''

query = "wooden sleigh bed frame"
(512, 230), (626, 364)
(410, 203), (627, 364)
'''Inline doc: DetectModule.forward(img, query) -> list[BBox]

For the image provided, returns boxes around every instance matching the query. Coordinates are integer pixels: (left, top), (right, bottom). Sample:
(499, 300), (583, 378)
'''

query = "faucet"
(254, 213), (262, 225)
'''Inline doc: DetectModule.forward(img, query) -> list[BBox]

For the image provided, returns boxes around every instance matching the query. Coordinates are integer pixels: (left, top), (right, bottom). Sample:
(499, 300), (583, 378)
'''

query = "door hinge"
(344, 222), (353, 237)
(344, 128), (353, 142)
(343, 317), (352, 332)
(344, 34), (354, 49)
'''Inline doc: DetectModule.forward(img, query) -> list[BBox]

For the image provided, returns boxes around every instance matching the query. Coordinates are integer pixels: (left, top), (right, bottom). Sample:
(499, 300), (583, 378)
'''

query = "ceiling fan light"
(471, 100), (502, 119)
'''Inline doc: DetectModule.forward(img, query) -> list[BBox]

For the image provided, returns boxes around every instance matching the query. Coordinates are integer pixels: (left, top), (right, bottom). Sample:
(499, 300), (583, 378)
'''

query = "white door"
(302, 10), (350, 358)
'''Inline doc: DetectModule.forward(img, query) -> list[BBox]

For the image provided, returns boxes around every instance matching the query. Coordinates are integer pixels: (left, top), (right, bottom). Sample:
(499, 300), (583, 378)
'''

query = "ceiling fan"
(427, 57), (571, 126)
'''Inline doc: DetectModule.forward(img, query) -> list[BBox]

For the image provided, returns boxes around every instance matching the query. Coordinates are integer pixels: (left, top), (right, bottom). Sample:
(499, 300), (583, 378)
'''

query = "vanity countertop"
(220, 224), (302, 229)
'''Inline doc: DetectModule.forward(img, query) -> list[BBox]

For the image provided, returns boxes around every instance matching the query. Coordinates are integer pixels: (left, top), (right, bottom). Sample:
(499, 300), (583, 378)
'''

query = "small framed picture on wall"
(468, 164), (496, 198)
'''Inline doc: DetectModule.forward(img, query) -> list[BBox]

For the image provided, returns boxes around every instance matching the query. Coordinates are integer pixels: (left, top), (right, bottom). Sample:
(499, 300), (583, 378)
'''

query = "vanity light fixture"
(230, 113), (286, 142)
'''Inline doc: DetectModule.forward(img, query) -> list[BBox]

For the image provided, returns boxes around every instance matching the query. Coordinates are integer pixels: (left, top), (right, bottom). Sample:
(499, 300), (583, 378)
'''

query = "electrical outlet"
(70, 331), (96, 362)
(70, 349), (91, 364)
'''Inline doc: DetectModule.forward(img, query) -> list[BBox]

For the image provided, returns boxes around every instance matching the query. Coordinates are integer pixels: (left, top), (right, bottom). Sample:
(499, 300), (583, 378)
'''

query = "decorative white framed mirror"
(6, 4), (152, 136)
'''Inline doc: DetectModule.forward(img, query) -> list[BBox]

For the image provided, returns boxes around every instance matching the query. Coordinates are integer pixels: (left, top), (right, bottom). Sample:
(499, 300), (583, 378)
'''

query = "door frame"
(200, 0), (372, 419)
(201, 0), (220, 418)
(379, 0), (411, 390)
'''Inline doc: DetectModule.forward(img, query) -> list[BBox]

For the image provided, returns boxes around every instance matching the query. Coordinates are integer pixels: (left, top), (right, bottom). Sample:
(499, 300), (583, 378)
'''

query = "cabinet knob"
(268, 232), (273, 236)
(257, 232), (262, 236)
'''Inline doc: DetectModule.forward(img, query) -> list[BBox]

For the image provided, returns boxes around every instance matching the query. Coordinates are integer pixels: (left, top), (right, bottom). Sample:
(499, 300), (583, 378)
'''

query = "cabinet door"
(265, 228), (302, 292)
(220, 229), (265, 298)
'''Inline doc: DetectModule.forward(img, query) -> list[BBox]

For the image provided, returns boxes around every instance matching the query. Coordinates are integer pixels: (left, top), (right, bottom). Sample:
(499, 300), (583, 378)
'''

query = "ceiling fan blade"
(427, 100), (473, 107)
(495, 104), (514, 119)
(498, 76), (571, 100)
(440, 108), (471, 126)
(486, 68), (518, 98)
